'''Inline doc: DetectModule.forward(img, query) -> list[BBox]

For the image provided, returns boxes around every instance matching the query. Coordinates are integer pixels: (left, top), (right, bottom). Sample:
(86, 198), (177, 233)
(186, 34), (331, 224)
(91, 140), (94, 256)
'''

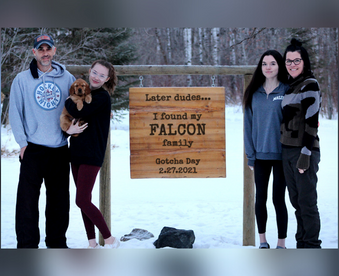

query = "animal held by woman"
(60, 79), (91, 136)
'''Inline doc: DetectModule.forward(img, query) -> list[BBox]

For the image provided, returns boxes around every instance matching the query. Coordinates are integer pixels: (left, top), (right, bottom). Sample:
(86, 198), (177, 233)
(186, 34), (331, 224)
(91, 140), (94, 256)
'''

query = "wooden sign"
(129, 87), (226, 178)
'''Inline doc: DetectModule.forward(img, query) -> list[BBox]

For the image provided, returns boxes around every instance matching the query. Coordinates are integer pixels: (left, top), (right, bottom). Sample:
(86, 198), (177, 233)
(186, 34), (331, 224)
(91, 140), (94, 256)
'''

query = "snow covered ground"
(1, 105), (337, 249)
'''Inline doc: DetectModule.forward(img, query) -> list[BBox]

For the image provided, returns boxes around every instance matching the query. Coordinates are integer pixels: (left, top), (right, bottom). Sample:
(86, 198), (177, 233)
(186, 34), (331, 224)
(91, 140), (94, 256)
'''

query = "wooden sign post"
(129, 87), (225, 179)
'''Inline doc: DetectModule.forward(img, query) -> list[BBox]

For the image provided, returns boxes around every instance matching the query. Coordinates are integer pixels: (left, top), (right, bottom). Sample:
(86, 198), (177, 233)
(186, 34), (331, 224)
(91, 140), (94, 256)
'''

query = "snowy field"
(1, 105), (338, 250)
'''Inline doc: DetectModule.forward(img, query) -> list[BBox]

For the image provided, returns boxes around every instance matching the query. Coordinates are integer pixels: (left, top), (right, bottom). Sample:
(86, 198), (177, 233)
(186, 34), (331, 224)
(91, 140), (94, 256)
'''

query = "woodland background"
(1, 27), (338, 124)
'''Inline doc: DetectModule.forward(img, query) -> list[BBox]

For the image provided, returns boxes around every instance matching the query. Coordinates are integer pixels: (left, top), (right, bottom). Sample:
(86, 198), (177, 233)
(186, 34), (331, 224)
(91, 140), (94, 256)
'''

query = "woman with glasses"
(65, 60), (119, 248)
(281, 38), (322, 248)
(243, 50), (289, 249)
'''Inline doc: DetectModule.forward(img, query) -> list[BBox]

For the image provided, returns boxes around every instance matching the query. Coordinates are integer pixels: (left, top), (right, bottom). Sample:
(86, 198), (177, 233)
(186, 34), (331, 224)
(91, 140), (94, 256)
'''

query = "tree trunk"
(184, 28), (192, 86)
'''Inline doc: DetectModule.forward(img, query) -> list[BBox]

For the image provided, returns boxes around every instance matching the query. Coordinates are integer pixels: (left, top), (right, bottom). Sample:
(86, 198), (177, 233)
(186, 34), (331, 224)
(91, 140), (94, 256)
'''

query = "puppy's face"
(70, 79), (91, 99)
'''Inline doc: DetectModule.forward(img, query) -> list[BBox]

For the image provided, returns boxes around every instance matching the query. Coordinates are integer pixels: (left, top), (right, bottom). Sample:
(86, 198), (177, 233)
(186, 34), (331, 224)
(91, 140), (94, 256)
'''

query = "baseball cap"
(34, 34), (54, 49)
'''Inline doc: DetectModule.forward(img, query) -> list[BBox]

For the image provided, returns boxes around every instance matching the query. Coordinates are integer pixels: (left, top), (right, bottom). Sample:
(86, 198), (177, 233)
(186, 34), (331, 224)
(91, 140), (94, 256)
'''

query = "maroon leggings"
(71, 164), (111, 240)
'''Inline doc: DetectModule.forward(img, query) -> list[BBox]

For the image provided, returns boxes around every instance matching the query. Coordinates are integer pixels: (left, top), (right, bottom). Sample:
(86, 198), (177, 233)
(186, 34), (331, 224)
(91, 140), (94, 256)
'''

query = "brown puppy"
(60, 79), (91, 136)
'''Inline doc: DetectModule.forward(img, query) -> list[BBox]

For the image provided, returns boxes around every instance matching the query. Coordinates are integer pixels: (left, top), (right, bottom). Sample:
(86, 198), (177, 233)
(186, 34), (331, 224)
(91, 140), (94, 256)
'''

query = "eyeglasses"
(285, 58), (302, 66)
(90, 69), (108, 80)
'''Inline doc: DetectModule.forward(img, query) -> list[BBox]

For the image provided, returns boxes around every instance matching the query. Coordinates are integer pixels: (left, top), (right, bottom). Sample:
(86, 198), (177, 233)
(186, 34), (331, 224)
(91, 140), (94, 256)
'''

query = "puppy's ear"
(69, 82), (75, 95)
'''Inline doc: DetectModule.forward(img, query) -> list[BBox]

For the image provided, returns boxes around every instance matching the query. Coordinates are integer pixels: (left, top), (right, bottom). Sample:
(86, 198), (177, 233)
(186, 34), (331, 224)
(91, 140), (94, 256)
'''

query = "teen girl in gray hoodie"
(243, 50), (289, 249)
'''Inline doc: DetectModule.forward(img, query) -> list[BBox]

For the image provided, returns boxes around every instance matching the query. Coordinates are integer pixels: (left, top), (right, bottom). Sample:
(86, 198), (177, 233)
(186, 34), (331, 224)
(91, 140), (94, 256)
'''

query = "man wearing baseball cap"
(9, 33), (76, 248)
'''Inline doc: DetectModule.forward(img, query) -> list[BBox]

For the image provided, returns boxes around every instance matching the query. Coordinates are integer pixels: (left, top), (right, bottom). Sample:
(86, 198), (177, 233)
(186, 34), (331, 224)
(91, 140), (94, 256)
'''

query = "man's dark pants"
(15, 142), (70, 248)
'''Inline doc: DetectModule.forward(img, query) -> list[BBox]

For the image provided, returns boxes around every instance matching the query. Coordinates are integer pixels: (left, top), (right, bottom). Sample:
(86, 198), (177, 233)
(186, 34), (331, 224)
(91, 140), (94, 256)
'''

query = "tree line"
(128, 27), (338, 119)
(1, 27), (338, 125)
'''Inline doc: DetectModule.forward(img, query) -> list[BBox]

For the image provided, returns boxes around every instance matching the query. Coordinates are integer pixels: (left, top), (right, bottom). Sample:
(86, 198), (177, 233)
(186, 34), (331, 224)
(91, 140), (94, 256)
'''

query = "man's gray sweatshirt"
(9, 60), (75, 149)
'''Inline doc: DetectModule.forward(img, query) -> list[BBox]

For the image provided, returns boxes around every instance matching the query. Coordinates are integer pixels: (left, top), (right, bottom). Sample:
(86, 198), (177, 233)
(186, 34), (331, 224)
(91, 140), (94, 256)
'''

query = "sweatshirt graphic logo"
(35, 81), (62, 110)
(273, 95), (284, 101)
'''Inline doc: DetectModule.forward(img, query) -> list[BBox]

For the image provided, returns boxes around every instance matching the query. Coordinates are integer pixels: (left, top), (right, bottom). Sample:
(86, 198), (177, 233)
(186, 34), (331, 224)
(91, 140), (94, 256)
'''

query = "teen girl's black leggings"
(254, 159), (288, 239)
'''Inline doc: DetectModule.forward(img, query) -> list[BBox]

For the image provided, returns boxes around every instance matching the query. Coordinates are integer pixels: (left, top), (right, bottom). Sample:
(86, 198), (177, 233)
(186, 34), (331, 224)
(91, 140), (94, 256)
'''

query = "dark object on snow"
(120, 228), (154, 242)
(153, 227), (195, 249)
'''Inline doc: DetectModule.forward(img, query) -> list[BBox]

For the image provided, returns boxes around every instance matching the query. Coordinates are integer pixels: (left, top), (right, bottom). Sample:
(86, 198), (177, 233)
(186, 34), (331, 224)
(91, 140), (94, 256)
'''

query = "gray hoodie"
(244, 82), (289, 166)
(9, 59), (75, 148)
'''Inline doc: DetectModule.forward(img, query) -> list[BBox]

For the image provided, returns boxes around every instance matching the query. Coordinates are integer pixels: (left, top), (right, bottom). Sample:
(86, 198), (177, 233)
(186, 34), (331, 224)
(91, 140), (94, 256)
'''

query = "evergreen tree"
(1, 28), (138, 124)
